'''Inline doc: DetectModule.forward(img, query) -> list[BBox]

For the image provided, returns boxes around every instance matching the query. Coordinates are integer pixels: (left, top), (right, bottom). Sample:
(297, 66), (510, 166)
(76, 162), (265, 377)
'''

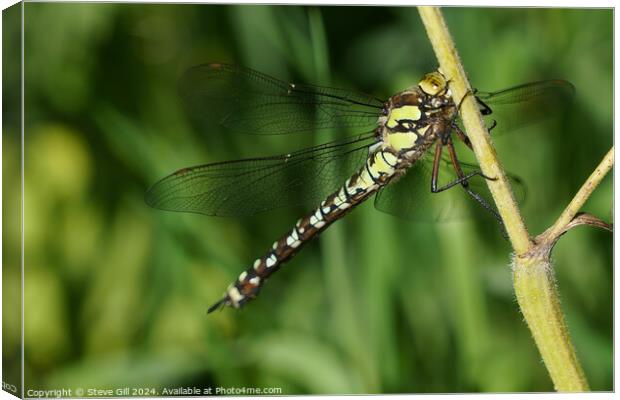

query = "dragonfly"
(145, 63), (574, 312)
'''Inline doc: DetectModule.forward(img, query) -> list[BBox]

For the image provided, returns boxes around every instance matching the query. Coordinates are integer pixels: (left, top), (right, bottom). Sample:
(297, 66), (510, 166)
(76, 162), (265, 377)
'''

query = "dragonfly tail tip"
(207, 297), (227, 314)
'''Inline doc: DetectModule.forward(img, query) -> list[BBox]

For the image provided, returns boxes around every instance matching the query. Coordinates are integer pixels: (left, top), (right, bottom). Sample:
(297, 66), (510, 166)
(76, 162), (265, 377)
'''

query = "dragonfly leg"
(451, 90), (493, 150)
(452, 123), (473, 151)
(432, 169), (491, 192)
(436, 138), (507, 235)
(430, 141), (445, 190)
(451, 116), (497, 153)
(430, 140), (495, 193)
(476, 95), (493, 116)
(456, 89), (475, 113)
(455, 89), (494, 124)
(473, 95), (499, 132)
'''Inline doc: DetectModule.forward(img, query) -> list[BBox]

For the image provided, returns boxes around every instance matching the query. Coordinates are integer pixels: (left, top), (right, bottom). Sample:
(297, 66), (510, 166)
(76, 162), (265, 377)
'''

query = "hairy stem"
(512, 254), (589, 391)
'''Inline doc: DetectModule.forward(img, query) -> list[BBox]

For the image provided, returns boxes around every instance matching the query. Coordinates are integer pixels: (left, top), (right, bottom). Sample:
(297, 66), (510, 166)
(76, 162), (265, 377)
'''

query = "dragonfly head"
(419, 71), (448, 97)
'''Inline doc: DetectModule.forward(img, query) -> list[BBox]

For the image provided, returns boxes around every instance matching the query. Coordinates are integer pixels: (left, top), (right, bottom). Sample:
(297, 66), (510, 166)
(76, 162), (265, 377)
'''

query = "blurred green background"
(3, 4), (612, 394)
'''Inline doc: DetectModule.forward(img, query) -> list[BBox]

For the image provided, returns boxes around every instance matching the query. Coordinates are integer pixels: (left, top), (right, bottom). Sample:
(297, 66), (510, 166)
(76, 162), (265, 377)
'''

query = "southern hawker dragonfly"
(145, 63), (573, 312)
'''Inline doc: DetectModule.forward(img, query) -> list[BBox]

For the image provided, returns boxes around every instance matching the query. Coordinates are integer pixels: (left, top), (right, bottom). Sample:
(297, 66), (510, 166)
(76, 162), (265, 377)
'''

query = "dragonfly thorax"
(380, 70), (455, 155)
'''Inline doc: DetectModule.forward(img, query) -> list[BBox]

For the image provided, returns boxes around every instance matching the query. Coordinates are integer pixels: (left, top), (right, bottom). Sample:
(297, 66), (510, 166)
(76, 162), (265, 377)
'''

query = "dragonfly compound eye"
(419, 71), (447, 96)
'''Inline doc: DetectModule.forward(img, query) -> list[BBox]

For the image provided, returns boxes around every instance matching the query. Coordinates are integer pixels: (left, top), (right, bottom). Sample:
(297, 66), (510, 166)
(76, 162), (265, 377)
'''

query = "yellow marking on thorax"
(385, 124), (430, 152)
(386, 105), (421, 128)
(386, 132), (418, 151)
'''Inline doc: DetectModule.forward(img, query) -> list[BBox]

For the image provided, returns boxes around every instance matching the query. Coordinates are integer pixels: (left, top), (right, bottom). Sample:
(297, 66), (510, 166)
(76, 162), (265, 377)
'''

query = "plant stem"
(512, 255), (590, 391)
(544, 147), (614, 241)
(513, 148), (614, 391)
(417, 6), (613, 392)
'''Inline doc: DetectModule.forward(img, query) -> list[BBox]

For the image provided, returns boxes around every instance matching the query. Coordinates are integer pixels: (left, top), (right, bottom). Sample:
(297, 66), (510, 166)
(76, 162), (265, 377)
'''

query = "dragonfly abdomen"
(208, 148), (401, 312)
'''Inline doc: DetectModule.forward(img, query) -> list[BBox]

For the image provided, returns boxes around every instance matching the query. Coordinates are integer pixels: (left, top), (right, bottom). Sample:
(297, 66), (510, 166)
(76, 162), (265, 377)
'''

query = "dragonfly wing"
(475, 79), (575, 135)
(179, 63), (384, 135)
(374, 155), (525, 222)
(145, 133), (376, 217)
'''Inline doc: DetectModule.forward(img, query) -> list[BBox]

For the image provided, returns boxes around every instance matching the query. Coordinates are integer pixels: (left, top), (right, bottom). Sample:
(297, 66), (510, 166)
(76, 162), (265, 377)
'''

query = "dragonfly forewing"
(179, 63), (384, 135)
